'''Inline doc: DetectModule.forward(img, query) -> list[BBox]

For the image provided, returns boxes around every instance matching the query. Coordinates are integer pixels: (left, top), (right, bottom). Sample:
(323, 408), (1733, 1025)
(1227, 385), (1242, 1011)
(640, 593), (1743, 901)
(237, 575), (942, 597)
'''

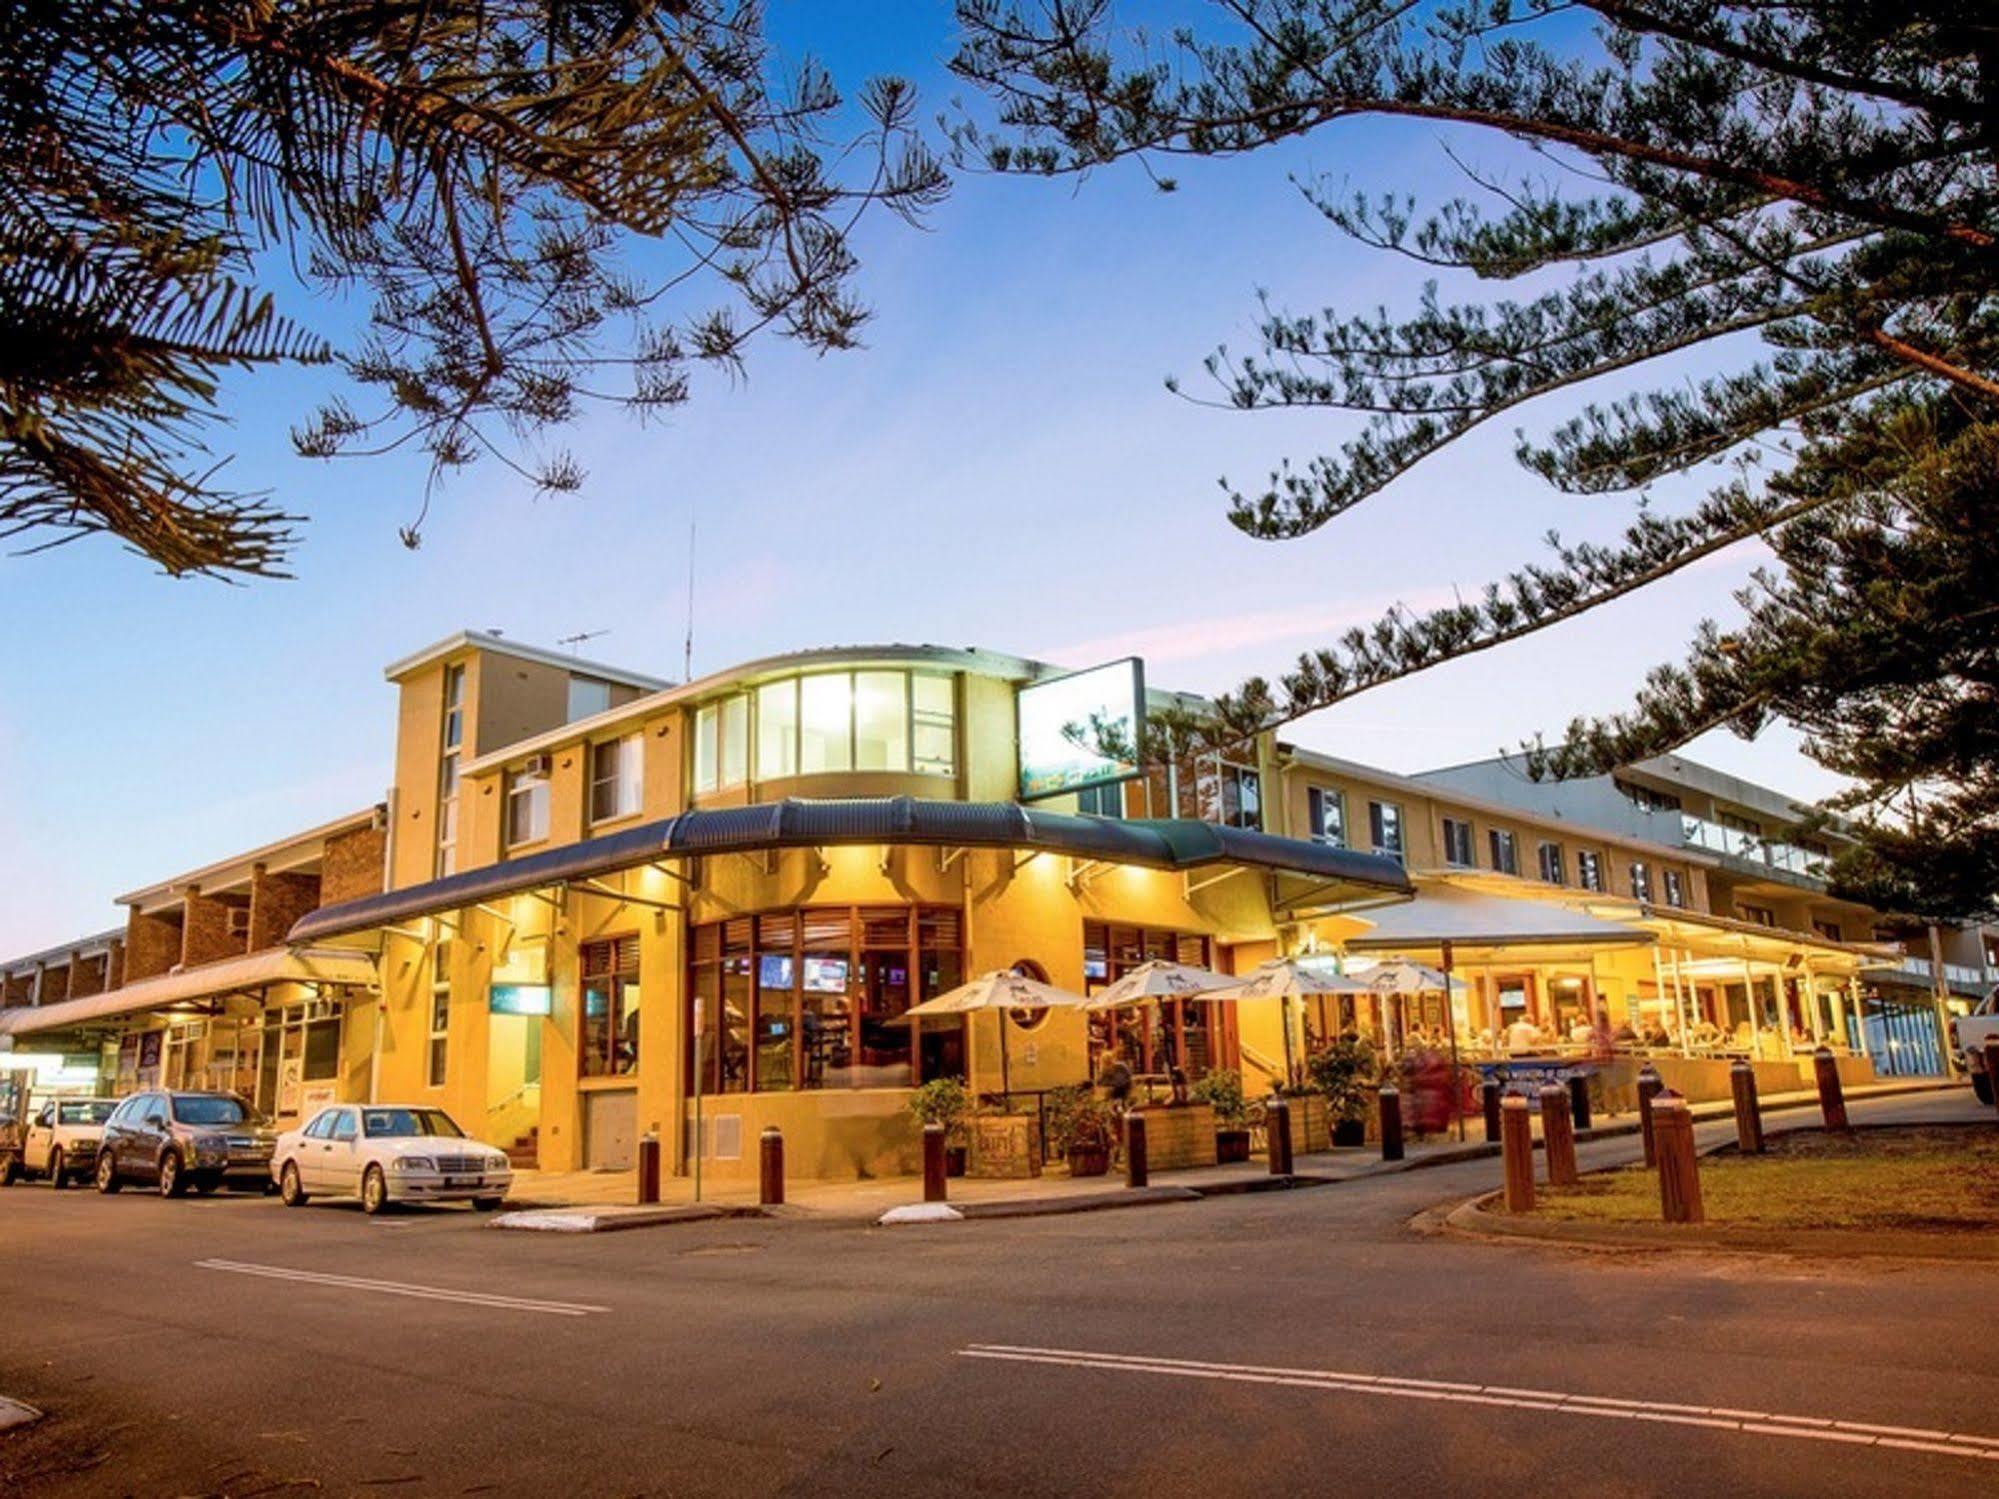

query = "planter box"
(1216, 1128), (1252, 1164)
(1067, 1145), (1111, 1177)
(1130, 1103), (1218, 1172)
(967, 1114), (1041, 1179)
(1293, 1094), (1331, 1154)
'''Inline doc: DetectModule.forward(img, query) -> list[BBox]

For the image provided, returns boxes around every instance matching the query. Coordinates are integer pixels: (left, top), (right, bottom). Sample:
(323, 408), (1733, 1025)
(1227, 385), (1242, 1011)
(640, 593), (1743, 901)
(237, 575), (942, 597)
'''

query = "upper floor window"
(1537, 841), (1565, 885)
(704, 670), (958, 794)
(1629, 861), (1653, 901)
(1488, 829), (1519, 876)
(1662, 869), (1687, 908)
(1718, 809), (1763, 837)
(1215, 763), (1261, 830)
(1576, 850), (1604, 892)
(1076, 782), (1125, 818)
(506, 763), (550, 846)
(591, 732), (644, 823)
(442, 663), (465, 751)
(1307, 787), (1346, 847)
(1616, 777), (1681, 813)
(437, 664), (466, 877)
(1814, 918), (1842, 942)
(1441, 817), (1475, 868)
(567, 675), (613, 722)
(1369, 801), (1404, 862)
(1740, 903), (1777, 927)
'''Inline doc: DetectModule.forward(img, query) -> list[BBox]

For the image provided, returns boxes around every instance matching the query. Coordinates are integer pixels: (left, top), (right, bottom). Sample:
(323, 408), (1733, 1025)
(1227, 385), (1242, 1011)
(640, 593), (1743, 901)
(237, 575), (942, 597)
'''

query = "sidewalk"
(498, 1078), (1968, 1229)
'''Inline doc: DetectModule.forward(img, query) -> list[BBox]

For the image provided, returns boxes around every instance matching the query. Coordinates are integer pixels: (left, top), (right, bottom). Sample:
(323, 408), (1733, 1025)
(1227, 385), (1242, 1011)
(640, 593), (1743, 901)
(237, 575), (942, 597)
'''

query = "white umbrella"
(1210, 958), (1376, 1085)
(1083, 959), (1238, 1011)
(905, 969), (1089, 1098)
(1362, 958), (1470, 1060)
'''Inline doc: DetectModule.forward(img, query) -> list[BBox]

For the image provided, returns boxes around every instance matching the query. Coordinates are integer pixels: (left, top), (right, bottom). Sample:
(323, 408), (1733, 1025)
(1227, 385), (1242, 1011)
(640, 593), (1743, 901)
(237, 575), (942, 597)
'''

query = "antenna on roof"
(556, 629), (608, 656)
(682, 510), (697, 681)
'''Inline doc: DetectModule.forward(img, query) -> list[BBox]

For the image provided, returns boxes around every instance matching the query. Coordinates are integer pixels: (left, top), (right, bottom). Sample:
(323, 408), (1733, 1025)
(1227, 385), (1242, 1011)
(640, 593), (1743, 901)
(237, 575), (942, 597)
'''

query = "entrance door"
(583, 1089), (636, 1170)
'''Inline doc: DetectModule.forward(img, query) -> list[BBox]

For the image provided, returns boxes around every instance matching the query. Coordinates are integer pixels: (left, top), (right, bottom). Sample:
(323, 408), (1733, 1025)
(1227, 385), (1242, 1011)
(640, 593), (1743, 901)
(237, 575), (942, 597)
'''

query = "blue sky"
(0, 3), (1840, 954)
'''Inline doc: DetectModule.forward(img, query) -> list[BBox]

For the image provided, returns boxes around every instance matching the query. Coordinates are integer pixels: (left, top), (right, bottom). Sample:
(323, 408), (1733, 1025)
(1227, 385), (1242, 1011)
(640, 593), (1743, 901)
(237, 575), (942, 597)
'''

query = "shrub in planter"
(907, 1078), (971, 1173)
(1306, 1034), (1378, 1146)
(1046, 1084), (1117, 1176)
(1192, 1068), (1253, 1162)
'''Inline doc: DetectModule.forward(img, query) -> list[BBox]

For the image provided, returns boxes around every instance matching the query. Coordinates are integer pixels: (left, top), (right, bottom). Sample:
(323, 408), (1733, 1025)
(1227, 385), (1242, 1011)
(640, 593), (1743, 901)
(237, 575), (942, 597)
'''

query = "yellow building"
(3, 630), (1988, 1181)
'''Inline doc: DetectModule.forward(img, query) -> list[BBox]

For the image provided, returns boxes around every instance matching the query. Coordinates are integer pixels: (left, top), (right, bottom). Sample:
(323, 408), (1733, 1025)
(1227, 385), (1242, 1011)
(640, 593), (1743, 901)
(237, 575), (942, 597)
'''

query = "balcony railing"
(1866, 956), (1994, 994)
(1680, 815), (1830, 879)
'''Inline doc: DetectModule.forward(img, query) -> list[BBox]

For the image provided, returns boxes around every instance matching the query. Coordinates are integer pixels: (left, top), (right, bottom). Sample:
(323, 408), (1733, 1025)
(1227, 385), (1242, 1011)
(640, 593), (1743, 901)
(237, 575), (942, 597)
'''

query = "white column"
(1741, 958), (1763, 1058)
(1801, 958), (1825, 1045)
(1847, 977), (1869, 1059)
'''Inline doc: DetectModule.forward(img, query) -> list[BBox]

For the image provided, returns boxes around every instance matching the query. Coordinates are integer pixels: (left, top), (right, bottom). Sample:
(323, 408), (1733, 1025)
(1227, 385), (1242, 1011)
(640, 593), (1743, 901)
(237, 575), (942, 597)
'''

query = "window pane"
(757, 679), (798, 780)
(694, 704), (718, 792)
(858, 949), (913, 1087)
(800, 674), (852, 773)
(912, 675), (955, 775)
(854, 671), (908, 772)
(568, 676), (612, 722)
(720, 694), (749, 786)
(620, 732), (644, 815)
(303, 1018), (340, 1081)
(801, 952), (852, 1088)
(754, 957), (795, 1091)
(718, 957), (751, 1092)
(591, 739), (621, 822)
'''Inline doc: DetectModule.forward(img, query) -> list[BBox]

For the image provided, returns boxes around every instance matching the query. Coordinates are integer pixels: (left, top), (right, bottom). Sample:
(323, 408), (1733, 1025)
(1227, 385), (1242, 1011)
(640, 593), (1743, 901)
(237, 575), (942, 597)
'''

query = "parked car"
(1951, 988), (1999, 1103)
(273, 1104), (511, 1214)
(95, 1090), (278, 1197)
(0, 1097), (116, 1188)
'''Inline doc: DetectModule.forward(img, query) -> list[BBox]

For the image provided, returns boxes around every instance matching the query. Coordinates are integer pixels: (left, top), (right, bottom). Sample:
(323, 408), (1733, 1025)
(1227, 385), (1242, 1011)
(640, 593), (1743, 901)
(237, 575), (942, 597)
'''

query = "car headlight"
(395, 1156), (435, 1172)
(487, 1153), (510, 1172)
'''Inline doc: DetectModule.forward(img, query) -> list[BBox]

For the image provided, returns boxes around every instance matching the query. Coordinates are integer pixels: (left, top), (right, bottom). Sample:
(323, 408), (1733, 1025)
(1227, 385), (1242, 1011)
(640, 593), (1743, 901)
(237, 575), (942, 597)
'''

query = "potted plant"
(907, 1077), (971, 1176)
(1306, 1034), (1378, 1147)
(1191, 1068), (1252, 1162)
(1046, 1084), (1116, 1176)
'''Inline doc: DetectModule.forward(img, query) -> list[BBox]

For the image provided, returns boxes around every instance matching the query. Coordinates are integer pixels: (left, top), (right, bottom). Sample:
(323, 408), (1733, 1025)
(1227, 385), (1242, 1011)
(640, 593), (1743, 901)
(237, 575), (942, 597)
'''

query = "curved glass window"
(695, 670), (956, 793)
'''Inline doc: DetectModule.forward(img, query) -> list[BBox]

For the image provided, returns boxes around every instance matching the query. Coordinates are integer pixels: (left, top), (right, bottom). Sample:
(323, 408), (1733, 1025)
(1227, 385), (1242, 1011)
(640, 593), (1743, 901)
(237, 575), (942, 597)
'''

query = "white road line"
(957, 1345), (1999, 1464)
(195, 1259), (609, 1317)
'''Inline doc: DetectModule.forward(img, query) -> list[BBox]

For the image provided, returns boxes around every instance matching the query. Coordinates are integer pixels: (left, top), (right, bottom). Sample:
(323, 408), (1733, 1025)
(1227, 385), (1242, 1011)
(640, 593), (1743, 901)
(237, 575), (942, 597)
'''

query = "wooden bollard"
(1567, 1073), (1592, 1133)
(1652, 1093), (1704, 1224)
(1125, 1110), (1149, 1189)
(1813, 1046), (1849, 1132)
(1637, 1063), (1664, 1167)
(1481, 1078), (1502, 1143)
(1984, 1040), (1999, 1118)
(1729, 1060), (1764, 1154)
(1378, 1083), (1404, 1162)
(922, 1122), (948, 1203)
(759, 1125), (785, 1206)
(1500, 1095), (1535, 1212)
(1266, 1096), (1294, 1176)
(1539, 1084), (1578, 1187)
(636, 1132), (661, 1206)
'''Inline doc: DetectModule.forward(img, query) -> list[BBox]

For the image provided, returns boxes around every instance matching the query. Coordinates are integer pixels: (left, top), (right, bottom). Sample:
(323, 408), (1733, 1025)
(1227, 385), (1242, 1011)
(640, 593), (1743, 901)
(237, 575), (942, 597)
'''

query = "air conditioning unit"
(518, 753), (551, 779)
(225, 907), (252, 939)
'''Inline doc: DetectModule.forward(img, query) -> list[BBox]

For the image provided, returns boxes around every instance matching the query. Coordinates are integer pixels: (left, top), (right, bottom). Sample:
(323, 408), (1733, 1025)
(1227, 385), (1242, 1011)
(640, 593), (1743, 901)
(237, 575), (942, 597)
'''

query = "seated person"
(1504, 1016), (1544, 1054)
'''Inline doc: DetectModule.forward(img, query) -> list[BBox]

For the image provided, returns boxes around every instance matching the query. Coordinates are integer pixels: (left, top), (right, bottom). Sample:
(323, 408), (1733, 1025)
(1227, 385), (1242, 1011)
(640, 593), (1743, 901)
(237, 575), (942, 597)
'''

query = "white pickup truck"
(1952, 989), (1999, 1103)
(0, 1097), (117, 1188)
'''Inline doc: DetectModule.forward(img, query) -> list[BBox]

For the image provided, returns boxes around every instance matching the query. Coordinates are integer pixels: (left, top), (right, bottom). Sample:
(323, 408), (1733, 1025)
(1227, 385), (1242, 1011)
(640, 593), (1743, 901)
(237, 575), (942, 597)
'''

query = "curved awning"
(0, 947), (379, 1039)
(288, 796), (1411, 945)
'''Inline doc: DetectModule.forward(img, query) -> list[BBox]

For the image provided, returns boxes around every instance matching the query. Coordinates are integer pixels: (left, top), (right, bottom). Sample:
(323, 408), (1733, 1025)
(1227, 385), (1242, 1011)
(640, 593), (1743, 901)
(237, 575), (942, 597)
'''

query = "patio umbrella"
(1361, 959), (1468, 1054)
(904, 969), (1089, 1099)
(1082, 959), (1238, 1010)
(1210, 958), (1374, 1086)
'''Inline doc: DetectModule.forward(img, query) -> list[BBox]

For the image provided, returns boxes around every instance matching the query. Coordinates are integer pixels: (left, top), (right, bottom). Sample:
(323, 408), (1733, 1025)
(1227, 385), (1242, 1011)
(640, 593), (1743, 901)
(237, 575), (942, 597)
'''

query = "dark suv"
(96, 1091), (278, 1197)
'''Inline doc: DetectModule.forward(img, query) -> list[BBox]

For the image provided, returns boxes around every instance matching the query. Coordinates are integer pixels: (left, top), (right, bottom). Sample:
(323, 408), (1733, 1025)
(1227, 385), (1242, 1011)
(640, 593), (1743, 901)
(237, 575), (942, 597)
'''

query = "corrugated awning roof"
(1341, 885), (1654, 951)
(0, 947), (379, 1039)
(289, 797), (1411, 945)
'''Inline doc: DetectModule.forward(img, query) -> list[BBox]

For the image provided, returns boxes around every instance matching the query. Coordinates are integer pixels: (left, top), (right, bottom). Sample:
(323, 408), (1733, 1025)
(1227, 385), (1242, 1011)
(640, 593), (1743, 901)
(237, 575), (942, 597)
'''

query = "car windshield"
(59, 1101), (115, 1125)
(170, 1095), (254, 1126)
(361, 1108), (465, 1139)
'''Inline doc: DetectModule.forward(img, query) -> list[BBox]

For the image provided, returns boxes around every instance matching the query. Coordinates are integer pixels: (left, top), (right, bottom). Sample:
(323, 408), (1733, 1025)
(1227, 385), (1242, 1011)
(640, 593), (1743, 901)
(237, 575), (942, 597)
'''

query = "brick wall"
(66, 952), (107, 1000)
(320, 823), (387, 908)
(106, 940), (124, 991)
(181, 888), (244, 967)
(249, 868), (321, 950)
(125, 908), (183, 981)
(37, 960), (70, 1005)
(2, 971), (34, 1008)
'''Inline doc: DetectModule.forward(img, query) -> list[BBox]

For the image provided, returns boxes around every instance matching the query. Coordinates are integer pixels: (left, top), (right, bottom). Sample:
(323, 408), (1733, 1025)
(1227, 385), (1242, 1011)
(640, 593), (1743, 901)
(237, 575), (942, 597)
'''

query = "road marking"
(957, 1344), (1999, 1464)
(195, 1259), (609, 1317)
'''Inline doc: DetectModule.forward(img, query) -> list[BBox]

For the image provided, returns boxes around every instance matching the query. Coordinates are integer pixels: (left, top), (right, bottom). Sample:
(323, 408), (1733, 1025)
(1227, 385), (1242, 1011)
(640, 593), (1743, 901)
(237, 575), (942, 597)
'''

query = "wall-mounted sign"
(490, 984), (553, 1017)
(1017, 658), (1146, 801)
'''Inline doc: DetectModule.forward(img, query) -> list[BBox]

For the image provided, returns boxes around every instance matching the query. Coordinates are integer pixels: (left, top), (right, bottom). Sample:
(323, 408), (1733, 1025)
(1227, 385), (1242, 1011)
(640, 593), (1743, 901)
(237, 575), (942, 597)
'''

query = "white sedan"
(273, 1104), (512, 1214)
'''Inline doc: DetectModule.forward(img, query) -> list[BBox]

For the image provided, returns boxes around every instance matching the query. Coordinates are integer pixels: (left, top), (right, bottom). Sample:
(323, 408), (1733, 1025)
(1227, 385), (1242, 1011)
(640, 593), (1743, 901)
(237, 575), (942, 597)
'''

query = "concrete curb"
(490, 1203), (765, 1233)
(0, 1396), (42, 1433)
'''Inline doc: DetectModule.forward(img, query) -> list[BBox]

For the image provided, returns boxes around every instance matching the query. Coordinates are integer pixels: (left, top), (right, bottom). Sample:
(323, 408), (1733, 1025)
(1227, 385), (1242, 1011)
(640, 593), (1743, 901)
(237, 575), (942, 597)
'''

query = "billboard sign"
(489, 983), (553, 1017)
(1017, 659), (1146, 802)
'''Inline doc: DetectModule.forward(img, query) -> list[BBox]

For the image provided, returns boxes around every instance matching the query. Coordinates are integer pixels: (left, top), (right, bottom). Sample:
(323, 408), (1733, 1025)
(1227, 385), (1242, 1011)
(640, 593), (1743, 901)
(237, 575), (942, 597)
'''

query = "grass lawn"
(1526, 1126), (1999, 1232)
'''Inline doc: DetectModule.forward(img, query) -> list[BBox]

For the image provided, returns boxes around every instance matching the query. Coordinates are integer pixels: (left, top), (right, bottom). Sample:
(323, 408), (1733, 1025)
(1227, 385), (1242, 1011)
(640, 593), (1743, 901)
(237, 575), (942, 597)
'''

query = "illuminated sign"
(489, 984), (553, 1017)
(1016, 659), (1146, 802)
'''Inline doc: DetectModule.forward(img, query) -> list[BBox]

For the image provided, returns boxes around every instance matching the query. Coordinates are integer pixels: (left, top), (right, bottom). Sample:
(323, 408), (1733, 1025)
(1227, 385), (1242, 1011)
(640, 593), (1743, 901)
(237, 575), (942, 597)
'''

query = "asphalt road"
(0, 1089), (1992, 1498)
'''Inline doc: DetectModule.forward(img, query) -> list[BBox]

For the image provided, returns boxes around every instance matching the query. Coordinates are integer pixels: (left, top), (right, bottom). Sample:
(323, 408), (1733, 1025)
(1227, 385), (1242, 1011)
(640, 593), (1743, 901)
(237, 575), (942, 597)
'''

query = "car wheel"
(48, 1148), (66, 1190)
(193, 1175), (220, 1195)
(1975, 1072), (1994, 1106)
(158, 1150), (187, 1198)
(280, 1162), (309, 1207)
(95, 1150), (122, 1193)
(361, 1164), (390, 1216)
(0, 1152), (19, 1187)
(473, 1196), (504, 1213)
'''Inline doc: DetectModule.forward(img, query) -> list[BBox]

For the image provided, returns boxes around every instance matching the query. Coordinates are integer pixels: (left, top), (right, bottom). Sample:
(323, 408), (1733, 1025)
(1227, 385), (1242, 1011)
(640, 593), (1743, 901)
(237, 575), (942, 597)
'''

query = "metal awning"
(0, 947), (379, 1039)
(1340, 885), (1654, 951)
(289, 796), (1411, 945)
